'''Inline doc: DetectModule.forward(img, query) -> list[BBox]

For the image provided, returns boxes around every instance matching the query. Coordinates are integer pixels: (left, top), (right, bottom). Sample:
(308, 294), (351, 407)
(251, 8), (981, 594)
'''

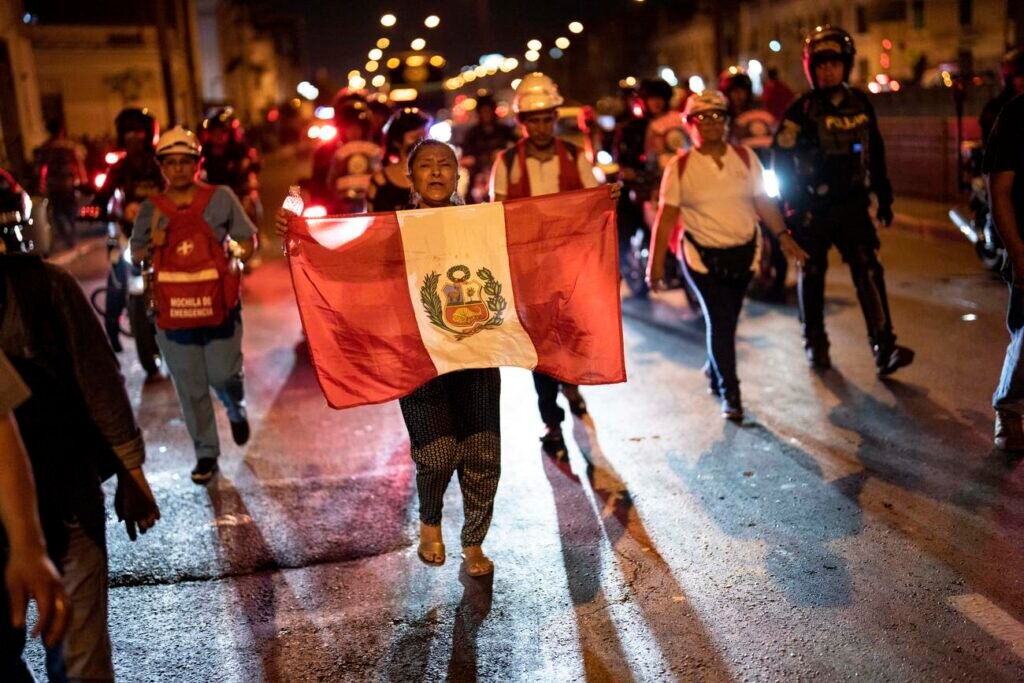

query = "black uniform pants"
(399, 369), (501, 547)
(793, 204), (896, 352)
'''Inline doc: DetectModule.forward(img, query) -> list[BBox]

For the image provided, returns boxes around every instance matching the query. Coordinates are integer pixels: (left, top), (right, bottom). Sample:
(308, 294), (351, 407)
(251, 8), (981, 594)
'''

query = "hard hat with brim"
(513, 72), (565, 114)
(156, 126), (202, 157)
(684, 91), (729, 119)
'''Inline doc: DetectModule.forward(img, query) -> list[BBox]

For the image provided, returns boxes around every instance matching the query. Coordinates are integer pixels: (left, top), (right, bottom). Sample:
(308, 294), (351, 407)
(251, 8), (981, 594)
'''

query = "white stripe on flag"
(398, 202), (539, 376)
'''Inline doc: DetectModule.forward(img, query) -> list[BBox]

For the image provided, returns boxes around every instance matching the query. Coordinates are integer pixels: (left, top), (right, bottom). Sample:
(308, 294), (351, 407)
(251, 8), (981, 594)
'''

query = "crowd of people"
(3, 20), (1024, 680)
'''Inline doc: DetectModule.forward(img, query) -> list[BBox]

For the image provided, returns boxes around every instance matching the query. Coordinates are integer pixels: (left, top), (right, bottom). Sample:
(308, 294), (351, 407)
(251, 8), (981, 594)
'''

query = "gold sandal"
(417, 524), (445, 566)
(461, 546), (494, 577)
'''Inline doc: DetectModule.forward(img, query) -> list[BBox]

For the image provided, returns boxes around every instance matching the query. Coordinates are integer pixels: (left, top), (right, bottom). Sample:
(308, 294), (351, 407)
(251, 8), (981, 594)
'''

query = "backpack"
(149, 185), (240, 330)
(669, 144), (753, 255)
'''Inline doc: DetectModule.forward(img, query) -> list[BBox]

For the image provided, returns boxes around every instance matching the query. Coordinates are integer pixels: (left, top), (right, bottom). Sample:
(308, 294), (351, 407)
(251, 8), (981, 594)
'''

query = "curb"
(891, 212), (963, 243)
(46, 237), (106, 269)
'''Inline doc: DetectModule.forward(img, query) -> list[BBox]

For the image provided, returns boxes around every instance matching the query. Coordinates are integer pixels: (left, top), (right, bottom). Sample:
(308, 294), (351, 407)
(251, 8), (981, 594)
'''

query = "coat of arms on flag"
(285, 187), (626, 409)
(421, 265), (507, 340)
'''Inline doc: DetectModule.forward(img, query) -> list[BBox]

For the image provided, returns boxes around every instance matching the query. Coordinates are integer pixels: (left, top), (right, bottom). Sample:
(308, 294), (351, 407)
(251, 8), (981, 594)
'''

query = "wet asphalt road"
(24, 154), (1024, 681)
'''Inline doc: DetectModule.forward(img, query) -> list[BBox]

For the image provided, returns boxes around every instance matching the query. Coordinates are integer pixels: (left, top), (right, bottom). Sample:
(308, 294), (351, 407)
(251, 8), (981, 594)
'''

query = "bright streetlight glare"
(411, 37), (426, 50)
(365, 61), (379, 72)
(568, 21), (584, 34)
(555, 37), (570, 49)
(380, 14), (396, 27)
(368, 48), (383, 60)
(525, 50), (540, 62)
(527, 39), (542, 51)
(424, 15), (440, 28)
(769, 40), (782, 52)
(376, 37), (390, 49)
(371, 75), (386, 88)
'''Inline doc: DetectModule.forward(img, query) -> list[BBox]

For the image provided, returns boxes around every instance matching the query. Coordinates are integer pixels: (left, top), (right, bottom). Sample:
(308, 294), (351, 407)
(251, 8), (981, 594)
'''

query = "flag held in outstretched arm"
(286, 187), (626, 410)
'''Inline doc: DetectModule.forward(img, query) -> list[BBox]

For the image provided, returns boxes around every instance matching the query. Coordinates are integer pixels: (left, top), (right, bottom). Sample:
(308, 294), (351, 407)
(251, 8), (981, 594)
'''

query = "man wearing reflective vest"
(490, 73), (601, 460)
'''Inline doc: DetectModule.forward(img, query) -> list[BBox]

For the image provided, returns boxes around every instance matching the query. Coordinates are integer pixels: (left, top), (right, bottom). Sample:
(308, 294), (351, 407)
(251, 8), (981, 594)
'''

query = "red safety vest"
(500, 139), (584, 199)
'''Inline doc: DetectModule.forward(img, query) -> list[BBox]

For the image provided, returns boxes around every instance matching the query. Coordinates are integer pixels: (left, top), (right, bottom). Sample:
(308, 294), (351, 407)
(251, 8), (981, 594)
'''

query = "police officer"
(772, 26), (913, 375)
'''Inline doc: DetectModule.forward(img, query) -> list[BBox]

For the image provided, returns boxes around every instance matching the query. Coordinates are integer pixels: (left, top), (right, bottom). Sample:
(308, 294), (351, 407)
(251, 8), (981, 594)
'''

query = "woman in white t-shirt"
(646, 91), (807, 420)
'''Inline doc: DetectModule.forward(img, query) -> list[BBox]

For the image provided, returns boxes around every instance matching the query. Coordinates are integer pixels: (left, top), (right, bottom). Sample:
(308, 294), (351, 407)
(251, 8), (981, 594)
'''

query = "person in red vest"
(130, 127), (257, 484)
(490, 72), (619, 459)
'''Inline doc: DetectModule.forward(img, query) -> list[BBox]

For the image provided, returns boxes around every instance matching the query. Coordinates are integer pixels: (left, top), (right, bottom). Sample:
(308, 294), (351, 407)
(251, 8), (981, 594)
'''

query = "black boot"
(540, 427), (568, 460)
(875, 344), (914, 376)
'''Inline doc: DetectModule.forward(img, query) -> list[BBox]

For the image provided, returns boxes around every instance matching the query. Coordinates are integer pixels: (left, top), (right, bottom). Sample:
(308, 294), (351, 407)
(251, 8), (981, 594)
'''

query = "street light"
(527, 39), (542, 51)
(380, 14), (396, 27)
(525, 49), (540, 62)
(568, 21), (583, 34)
(411, 37), (426, 50)
(371, 75), (386, 88)
(368, 48), (383, 60)
(549, 48), (563, 59)
(555, 37), (570, 49)
(377, 37), (390, 49)
(365, 61), (379, 72)
(425, 15), (440, 28)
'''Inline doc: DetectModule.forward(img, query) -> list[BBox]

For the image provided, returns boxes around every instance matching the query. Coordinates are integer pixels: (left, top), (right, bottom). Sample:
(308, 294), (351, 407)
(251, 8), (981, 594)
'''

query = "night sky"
(292, 0), (653, 76)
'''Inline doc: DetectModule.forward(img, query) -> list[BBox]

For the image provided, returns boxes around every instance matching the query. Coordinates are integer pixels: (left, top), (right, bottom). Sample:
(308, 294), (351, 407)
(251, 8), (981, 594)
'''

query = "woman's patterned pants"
(399, 368), (501, 547)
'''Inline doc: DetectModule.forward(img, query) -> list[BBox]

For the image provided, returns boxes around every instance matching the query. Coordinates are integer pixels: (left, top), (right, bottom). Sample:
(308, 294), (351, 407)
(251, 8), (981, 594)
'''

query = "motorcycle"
(948, 140), (1005, 273)
(80, 196), (163, 378)
(0, 169), (36, 253)
(949, 79), (1006, 274)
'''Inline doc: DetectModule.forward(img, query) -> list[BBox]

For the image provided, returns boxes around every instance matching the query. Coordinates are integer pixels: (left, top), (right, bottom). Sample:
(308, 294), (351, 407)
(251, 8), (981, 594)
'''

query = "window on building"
(856, 5), (868, 33)
(959, 0), (972, 25)
(912, 0), (925, 28)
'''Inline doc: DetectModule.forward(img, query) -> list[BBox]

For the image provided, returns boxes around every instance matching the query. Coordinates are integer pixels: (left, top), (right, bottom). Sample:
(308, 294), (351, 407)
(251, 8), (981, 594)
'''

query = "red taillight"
(302, 205), (327, 218)
(94, 173), (107, 190)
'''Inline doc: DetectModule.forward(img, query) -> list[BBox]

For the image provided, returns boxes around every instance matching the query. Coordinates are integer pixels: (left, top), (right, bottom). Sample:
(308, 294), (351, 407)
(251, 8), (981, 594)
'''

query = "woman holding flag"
(279, 139), (498, 576)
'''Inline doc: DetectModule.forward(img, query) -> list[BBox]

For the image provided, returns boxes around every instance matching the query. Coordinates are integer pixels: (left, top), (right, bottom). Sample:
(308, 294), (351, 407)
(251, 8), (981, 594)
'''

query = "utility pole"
(156, 0), (178, 124)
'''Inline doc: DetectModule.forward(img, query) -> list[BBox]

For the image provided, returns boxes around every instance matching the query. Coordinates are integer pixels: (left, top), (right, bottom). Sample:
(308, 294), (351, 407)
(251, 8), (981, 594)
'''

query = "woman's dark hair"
(406, 138), (458, 174)
(406, 138), (464, 206)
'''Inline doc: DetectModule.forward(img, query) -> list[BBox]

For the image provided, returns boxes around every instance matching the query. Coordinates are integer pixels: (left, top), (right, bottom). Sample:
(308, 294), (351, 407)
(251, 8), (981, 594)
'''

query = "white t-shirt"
(658, 145), (764, 274)
(489, 144), (600, 199)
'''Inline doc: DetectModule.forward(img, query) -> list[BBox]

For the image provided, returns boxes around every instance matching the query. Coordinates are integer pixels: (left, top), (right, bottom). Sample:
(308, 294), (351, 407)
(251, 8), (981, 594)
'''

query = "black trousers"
(793, 203), (896, 351)
(683, 263), (752, 397)
(399, 369), (501, 547)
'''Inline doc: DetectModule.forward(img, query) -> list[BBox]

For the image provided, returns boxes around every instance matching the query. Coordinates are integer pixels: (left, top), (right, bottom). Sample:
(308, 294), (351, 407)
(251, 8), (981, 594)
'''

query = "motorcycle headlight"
(762, 169), (780, 199)
(21, 192), (32, 222)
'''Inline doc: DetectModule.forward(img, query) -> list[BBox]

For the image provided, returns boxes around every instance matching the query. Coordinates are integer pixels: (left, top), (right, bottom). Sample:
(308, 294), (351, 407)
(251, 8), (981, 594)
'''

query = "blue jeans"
(994, 284), (1024, 414)
(156, 314), (246, 461)
(683, 260), (752, 398)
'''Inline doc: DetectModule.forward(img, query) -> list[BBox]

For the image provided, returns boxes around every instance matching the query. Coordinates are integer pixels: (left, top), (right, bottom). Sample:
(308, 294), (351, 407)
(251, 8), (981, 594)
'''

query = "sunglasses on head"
(690, 111), (726, 123)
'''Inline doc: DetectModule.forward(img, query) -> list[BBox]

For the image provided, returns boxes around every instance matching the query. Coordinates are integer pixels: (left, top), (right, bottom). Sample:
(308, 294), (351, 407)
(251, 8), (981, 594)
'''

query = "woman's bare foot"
(417, 523), (445, 566)
(461, 545), (494, 577)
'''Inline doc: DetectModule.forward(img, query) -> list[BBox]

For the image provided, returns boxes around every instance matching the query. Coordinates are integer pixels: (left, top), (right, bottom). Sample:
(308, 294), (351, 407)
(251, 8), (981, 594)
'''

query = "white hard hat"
(683, 90), (729, 119)
(156, 125), (202, 157)
(512, 72), (565, 114)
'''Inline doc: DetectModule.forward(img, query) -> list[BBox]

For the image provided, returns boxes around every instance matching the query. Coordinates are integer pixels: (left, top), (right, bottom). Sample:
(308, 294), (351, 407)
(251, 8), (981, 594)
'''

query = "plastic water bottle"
(281, 186), (304, 256)
(283, 185), (304, 216)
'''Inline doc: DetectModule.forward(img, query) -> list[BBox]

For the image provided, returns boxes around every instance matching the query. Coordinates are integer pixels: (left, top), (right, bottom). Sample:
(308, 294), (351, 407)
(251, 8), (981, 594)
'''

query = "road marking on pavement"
(949, 593), (1024, 661)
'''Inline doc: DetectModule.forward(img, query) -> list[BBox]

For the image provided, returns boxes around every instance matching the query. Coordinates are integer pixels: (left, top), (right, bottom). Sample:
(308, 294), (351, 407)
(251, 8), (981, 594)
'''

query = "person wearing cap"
(367, 107), (431, 212)
(489, 72), (620, 460)
(462, 92), (516, 203)
(648, 91), (807, 420)
(130, 126), (257, 484)
(772, 25), (913, 376)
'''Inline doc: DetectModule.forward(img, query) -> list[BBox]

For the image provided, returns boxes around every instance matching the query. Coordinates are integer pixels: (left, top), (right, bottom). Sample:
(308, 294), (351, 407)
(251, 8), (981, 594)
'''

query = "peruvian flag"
(285, 187), (625, 409)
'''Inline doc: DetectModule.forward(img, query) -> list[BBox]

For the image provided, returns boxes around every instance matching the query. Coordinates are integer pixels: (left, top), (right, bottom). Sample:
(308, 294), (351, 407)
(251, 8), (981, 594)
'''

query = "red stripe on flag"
(287, 212), (437, 409)
(503, 187), (626, 385)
